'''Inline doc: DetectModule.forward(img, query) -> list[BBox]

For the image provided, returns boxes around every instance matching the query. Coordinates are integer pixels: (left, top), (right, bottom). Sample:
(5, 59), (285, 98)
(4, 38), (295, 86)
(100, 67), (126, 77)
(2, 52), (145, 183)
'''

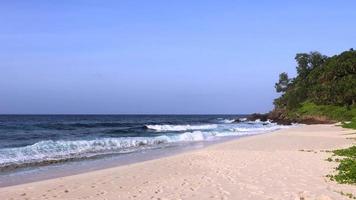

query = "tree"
(295, 51), (327, 79)
(274, 49), (355, 111)
(275, 72), (291, 93)
(295, 53), (310, 79)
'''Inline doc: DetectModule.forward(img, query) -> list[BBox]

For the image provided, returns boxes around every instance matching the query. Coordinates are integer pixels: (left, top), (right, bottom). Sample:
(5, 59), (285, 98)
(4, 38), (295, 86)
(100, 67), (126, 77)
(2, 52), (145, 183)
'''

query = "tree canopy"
(274, 49), (356, 110)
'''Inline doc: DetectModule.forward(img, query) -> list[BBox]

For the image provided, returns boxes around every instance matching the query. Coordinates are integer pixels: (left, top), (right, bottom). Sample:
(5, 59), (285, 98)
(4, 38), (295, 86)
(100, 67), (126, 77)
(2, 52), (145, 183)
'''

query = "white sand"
(1, 124), (355, 200)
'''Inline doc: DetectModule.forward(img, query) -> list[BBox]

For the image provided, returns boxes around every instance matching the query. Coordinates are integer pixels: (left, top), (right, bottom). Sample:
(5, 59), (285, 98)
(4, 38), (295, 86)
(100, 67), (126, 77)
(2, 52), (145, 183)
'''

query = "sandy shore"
(1, 124), (355, 200)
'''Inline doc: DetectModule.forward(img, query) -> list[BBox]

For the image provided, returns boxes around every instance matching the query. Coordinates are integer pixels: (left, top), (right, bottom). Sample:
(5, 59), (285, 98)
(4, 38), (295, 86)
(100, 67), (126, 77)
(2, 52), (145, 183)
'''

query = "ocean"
(0, 115), (289, 185)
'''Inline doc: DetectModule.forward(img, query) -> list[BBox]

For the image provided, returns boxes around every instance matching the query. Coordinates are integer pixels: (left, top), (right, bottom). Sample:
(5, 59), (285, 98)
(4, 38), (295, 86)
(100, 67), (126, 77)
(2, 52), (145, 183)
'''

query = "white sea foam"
(239, 118), (247, 122)
(0, 131), (212, 167)
(0, 122), (291, 168)
(219, 119), (235, 123)
(145, 124), (218, 132)
(230, 125), (289, 132)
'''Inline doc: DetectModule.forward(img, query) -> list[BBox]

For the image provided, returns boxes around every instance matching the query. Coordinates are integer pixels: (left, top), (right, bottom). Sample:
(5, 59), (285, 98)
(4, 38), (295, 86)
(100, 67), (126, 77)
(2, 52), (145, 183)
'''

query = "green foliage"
(274, 49), (356, 111)
(283, 50), (356, 186)
(295, 51), (327, 79)
(328, 146), (356, 184)
(334, 146), (356, 158)
(296, 102), (355, 122)
(332, 158), (356, 184)
(275, 72), (290, 93)
(343, 118), (356, 129)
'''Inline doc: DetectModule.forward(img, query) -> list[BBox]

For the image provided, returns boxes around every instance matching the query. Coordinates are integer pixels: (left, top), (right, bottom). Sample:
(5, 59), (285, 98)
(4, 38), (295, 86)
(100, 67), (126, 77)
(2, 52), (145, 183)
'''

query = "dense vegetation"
(327, 146), (356, 184)
(273, 49), (356, 185)
(273, 49), (356, 126)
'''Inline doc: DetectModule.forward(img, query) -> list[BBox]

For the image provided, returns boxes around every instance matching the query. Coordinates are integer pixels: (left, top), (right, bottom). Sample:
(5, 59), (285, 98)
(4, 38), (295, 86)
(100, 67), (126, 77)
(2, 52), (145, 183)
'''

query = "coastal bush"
(343, 118), (356, 129)
(274, 49), (355, 109)
(273, 49), (356, 127)
(329, 146), (356, 184)
(331, 158), (356, 184)
(296, 102), (355, 122)
(333, 146), (356, 158)
(273, 49), (356, 185)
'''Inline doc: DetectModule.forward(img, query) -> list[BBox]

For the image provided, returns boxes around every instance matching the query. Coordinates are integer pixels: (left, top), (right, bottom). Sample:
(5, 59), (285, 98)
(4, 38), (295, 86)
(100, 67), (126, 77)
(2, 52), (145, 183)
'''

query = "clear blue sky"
(1, 1), (355, 114)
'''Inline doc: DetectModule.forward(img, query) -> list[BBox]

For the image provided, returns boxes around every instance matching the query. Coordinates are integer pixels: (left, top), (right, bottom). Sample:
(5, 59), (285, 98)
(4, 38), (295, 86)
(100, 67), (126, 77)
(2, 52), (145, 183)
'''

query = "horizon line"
(0, 113), (250, 116)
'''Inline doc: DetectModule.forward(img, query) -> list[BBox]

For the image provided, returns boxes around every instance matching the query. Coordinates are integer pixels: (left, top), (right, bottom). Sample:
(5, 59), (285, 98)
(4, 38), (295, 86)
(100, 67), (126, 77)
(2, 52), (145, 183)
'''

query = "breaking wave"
(218, 119), (235, 123)
(145, 124), (218, 132)
(0, 120), (292, 169)
(0, 131), (211, 168)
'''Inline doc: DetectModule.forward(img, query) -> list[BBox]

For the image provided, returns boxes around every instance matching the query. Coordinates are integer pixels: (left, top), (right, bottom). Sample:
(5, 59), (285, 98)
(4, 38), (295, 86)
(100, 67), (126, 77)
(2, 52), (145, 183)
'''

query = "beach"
(1, 124), (355, 200)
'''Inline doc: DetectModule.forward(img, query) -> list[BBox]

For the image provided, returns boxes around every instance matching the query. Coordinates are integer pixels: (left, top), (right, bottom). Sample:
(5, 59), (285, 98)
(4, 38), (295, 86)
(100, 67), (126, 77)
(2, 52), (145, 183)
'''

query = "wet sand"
(1, 124), (355, 200)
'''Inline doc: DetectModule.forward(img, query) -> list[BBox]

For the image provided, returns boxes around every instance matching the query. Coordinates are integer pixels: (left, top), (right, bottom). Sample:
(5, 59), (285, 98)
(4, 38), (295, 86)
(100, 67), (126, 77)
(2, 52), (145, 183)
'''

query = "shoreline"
(0, 136), (238, 187)
(0, 120), (287, 187)
(1, 124), (355, 199)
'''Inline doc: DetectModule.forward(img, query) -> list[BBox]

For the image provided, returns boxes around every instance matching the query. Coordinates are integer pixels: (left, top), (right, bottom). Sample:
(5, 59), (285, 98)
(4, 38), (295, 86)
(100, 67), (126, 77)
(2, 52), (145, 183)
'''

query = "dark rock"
(297, 116), (335, 124)
(233, 118), (242, 123)
(247, 113), (269, 122)
(266, 109), (294, 125)
(244, 108), (334, 126)
(271, 118), (293, 125)
(233, 117), (247, 123)
(267, 108), (334, 125)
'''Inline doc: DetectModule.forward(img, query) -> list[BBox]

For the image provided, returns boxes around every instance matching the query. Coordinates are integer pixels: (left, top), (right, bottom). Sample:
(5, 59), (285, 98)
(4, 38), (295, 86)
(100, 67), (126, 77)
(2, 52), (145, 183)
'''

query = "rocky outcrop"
(247, 113), (269, 122)
(269, 109), (335, 125)
(267, 109), (294, 125)
(297, 116), (335, 124)
(239, 109), (335, 125)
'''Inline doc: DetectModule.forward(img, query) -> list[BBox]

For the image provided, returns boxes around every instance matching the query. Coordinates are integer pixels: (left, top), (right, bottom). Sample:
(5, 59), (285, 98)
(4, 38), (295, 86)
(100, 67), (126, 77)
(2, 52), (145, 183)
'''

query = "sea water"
(0, 115), (290, 186)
